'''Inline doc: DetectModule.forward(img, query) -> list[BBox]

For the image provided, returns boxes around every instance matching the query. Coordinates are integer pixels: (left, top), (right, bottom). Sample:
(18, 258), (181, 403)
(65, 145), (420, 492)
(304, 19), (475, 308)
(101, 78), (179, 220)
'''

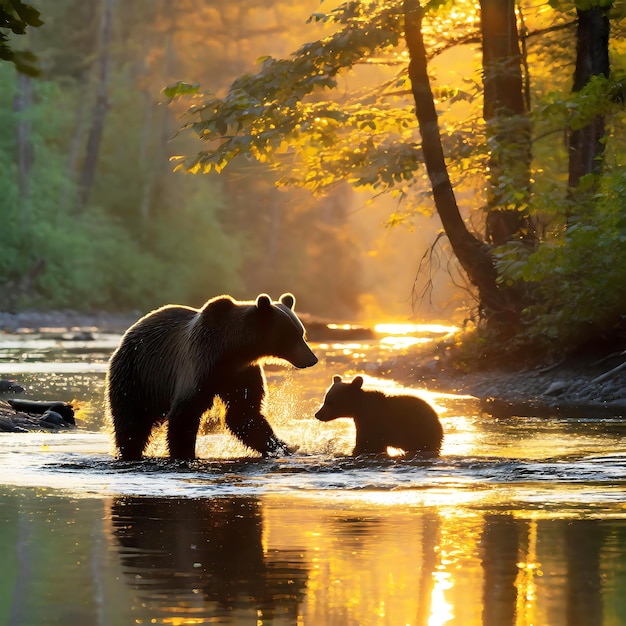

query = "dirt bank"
(381, 343), (626, 418)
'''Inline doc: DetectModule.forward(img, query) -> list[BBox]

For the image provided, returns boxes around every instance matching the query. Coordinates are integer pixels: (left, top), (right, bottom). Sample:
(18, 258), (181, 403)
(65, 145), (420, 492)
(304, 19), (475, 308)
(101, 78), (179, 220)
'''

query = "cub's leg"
(221, 365), (288, 456)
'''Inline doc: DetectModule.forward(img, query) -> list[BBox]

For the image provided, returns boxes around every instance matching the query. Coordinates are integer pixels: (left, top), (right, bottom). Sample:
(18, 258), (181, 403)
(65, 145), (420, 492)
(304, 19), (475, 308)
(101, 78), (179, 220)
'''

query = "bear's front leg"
(221, 365), (289, 457)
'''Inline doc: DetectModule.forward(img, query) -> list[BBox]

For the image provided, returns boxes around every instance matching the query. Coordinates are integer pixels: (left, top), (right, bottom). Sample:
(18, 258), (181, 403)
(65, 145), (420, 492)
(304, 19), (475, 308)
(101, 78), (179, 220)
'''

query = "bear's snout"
(288, 343), (318, 369)
(301, 352), (318, 368)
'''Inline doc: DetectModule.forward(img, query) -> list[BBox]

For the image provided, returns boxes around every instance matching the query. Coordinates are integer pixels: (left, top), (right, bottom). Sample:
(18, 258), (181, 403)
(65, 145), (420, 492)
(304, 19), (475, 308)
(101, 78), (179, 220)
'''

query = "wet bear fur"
(315, 375), (443, 456)
(106, 293), (318, 461)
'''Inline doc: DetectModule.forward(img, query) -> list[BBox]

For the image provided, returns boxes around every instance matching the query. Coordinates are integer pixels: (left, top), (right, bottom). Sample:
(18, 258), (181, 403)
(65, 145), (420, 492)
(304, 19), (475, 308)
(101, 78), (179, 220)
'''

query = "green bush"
(497, 170), (626, 354)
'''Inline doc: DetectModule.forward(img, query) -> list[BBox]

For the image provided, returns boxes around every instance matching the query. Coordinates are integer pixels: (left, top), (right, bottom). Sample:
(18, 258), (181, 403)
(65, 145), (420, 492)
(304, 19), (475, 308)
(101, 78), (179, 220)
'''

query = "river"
(1, 325), (626, 625)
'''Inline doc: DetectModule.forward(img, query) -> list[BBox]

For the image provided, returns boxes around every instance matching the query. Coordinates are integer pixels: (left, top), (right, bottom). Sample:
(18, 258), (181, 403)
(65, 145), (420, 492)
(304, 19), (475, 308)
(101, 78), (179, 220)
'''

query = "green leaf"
(163, 82), (200, 100)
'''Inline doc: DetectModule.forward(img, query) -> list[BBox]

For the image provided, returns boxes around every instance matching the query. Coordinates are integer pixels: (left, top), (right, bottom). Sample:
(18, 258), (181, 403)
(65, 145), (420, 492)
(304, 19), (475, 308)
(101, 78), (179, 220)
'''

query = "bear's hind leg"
(108, 356), (156, 460)
(114, 410), (155, 461)
(166, 400), (204, 460)
(221, 365), (288, 456)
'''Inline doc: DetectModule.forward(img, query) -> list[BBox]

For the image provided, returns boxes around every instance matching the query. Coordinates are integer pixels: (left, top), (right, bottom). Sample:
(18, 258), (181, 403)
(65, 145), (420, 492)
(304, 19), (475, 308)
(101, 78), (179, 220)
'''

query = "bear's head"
(315, 375), (364, 422)
(255, 293), (318, 369)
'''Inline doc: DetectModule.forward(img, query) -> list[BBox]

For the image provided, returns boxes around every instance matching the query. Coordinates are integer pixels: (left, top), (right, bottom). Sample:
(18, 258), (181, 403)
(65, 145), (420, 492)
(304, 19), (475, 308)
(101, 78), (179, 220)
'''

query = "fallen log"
(0, 400), (77, 432)
(6, 399), (75, 424)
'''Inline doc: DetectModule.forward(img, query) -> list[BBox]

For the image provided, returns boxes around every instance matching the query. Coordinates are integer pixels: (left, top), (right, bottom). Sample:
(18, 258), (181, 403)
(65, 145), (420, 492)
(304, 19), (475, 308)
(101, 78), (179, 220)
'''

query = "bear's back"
(121, 305), (198, 350)
(110, 305), (201, 393)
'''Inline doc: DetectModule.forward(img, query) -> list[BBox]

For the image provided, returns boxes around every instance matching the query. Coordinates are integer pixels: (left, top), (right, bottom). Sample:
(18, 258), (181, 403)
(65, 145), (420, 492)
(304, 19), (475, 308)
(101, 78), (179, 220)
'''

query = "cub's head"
(315, 375), (364, 422)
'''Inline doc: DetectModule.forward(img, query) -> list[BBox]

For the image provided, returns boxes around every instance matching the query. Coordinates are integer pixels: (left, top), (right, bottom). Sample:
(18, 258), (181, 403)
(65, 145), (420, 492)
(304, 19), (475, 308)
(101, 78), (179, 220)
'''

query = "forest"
(1, 0), (625, 357)
(0, 0), (366, 320)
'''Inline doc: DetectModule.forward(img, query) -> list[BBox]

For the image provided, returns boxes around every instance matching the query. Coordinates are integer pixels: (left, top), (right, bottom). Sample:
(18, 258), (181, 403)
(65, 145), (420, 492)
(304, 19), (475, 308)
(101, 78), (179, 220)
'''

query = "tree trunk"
(139, 17), (177, 224)
(60, 73), (89, 212)
(403, 0), (509, 317)
(567, 4), (610, 192)
(14, 72), (34, 220)
(77, 0), (115, 214)
(480, 0), (533, 246)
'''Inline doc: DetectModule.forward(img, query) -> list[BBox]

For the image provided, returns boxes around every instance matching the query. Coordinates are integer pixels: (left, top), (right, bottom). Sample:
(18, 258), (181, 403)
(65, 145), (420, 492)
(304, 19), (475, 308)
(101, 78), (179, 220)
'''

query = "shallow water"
(1, 327), (626, 625)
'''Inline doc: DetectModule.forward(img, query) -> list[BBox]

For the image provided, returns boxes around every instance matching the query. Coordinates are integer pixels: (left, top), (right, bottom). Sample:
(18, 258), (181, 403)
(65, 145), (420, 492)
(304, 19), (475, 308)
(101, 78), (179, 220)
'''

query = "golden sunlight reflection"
(379, 335), (434, 349)
(373, 323), (459, 350)
(81, 488), (626, 625)
(263, 497), (485, 626)
(429, 571), (454, 626)
(11, 485), (626, 626)
(515, 519), (541, 626)
(374, 323), (459, 336)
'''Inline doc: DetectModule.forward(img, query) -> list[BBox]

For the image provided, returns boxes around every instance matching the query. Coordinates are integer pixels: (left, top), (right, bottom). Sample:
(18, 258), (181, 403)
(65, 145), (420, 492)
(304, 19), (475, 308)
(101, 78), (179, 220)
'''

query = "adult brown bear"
(106, 293), (317, 460)
(315, 375), (443, 456)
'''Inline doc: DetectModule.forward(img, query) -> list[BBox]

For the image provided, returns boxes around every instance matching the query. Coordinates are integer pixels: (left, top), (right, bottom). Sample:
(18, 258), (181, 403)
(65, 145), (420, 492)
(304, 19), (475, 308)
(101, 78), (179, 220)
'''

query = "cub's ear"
(351, 376), (364, 389)
(279, 293), (295, 310)
(255, 294), (272, 310)
(332, 375), (342, 384)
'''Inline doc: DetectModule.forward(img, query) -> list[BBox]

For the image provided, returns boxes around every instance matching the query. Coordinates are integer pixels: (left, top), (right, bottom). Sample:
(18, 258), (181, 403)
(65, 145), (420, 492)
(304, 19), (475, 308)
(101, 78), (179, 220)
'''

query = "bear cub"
(106, 293), (317, 461)
(315, 375), (443, 456)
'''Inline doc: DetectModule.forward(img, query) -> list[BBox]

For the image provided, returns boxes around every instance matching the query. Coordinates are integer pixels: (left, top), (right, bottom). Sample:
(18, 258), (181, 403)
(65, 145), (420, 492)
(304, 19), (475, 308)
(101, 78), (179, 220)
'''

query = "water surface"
(1, 327), (626, 625)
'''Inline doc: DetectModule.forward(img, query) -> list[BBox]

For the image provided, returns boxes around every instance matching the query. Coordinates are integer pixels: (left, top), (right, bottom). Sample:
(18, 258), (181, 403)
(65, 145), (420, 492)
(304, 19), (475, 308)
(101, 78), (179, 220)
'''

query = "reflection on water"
(3, 491), (626, 625)
(2, 326), (626, 625)
(111, 497), (307, 622)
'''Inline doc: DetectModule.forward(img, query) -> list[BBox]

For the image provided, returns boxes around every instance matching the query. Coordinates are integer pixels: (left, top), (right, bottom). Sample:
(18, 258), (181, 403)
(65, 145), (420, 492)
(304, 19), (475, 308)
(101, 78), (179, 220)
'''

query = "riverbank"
(0, 310), (140, 335)
(382, 340), (626, 418)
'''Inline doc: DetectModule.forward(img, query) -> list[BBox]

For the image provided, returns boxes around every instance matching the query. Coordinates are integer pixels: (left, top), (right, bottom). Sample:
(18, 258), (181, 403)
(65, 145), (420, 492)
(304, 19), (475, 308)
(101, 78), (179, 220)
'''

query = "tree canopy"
(1, 0), (624, 348)
(171, 0), (626, 357)
(0, 0), (42, 74)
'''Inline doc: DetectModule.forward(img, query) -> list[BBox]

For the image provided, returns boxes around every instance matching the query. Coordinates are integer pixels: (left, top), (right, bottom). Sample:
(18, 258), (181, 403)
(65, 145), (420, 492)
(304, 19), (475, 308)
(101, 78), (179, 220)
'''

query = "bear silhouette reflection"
(106, 500), (616, 624)
(111, 497), (308, 615)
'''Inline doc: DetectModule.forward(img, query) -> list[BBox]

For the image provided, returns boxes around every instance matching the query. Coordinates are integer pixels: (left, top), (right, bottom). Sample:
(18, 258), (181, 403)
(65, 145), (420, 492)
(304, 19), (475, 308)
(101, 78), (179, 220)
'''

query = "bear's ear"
(279, 293), (296, 310)
(255, 294), (272, 310)
(351, 376), (364, 389)
(333, 375), (342, 384)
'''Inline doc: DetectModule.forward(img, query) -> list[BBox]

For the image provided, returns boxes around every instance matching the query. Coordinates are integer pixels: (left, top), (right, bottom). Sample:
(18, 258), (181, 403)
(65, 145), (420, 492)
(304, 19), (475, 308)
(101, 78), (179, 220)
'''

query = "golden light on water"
(374, 323), (459, 336)
(380, 335), (434, 348)
(429, 571), (455, 626)
(515, 520), (541, 626)
(316, 342), (366, 351)
(263, 498), (486, 626)
(374, 321), (458, 350)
